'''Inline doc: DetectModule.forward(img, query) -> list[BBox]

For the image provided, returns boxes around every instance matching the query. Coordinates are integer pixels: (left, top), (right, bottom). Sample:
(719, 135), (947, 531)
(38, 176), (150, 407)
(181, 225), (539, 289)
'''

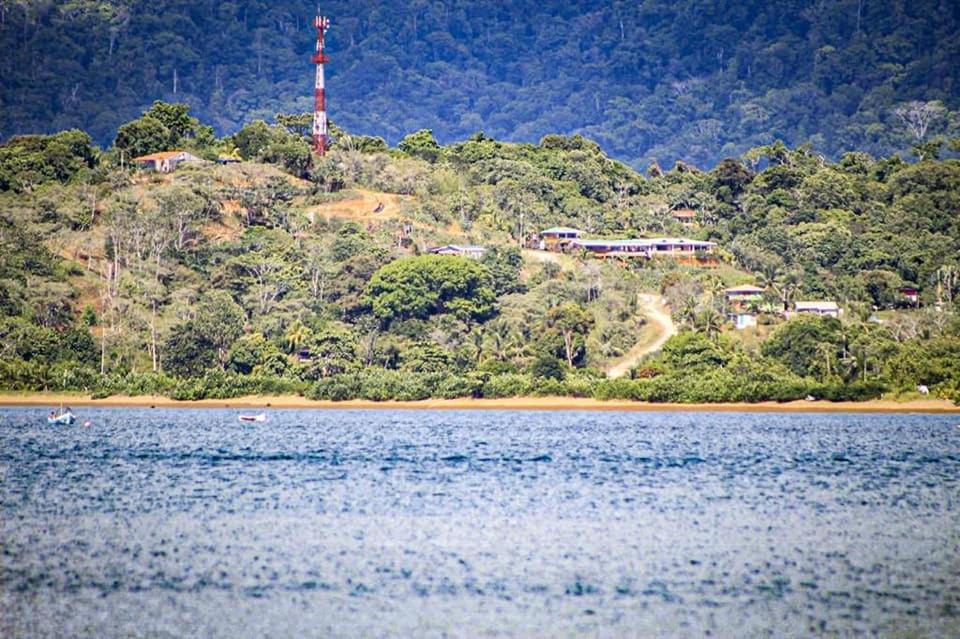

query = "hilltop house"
(724, 285), (765, 329)
(428, 244), (486, 259)
(538, 227), (582, 251)
(132, 151), (204, 173)
(793, 301), (841, 318)
(899, 286), (920, 308)
(566, 236), (718, 266)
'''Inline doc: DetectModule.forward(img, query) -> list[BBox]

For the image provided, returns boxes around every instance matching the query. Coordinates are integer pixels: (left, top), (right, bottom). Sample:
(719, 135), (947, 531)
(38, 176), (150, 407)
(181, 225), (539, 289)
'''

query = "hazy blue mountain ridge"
(1, 0), (959, 168)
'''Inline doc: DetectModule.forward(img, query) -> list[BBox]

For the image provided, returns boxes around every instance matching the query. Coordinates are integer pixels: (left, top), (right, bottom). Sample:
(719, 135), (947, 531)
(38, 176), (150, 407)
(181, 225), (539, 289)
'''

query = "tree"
(365, 255), (496, 323)
(398, 129), (441, 162)
(544, 303), (594, 367)
(227, 333), (286, 375)
(163, 322), (215, 377)
(761, 315), (844, 379)
(530, 353), (565, 380)
(691, 308), (724, 341)
(114, 116), (170, 158)
(230, 121), (276, 159)
(143, 101), (202, 147)
(192, 290), (245, 368)
(284, 321), (311, 353)
(659, 332), (730, 371)
(893, 101), (947, 144)
(274, 112), (313, 140)
(303, 327), (359, 377)
(154, 184), (210, 252)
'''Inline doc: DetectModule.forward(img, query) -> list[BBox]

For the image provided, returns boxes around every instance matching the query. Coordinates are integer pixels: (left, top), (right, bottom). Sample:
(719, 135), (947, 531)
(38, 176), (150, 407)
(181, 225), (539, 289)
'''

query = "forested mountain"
(2, 0), (960, 168)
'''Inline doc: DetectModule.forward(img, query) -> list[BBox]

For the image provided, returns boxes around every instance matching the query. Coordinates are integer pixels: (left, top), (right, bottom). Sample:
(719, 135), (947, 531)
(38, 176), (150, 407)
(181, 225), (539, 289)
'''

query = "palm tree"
(284, 321), (310, 354)
(692, 308), (724, 341)
(469, 328), (485, 365)
(816, 341), (835, 380)
(484, 319), (512, 362)
(756, 266), (801, 311)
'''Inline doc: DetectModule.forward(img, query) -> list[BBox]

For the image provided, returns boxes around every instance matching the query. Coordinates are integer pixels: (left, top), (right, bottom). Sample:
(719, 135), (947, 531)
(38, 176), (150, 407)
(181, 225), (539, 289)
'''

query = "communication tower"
(311, 13), (331, 156)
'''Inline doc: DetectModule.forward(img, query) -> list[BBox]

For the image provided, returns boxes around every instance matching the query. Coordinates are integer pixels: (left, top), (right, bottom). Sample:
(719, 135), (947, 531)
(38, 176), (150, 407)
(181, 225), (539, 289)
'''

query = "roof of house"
(571, 239), (652, 248)
(672, 208), (697, 218)
(539, 226), (582, 235)
(132, 150), (205, 164)
(570, 237), (717, 250)
(132, 151), (188, 162)
(645, 237), (717, 248)
(725, 285), (765, 294)
(795, 301), (839, 311)
(429, 244), (486, 253)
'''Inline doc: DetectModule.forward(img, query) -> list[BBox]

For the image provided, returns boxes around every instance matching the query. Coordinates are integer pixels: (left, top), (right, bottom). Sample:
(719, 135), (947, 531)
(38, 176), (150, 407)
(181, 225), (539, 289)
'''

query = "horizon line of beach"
(2, 393), (959, 414)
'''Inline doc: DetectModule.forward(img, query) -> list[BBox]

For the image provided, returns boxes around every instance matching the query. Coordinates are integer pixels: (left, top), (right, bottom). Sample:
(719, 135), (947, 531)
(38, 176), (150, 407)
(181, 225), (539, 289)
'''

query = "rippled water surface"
(1, 407), (959, 637)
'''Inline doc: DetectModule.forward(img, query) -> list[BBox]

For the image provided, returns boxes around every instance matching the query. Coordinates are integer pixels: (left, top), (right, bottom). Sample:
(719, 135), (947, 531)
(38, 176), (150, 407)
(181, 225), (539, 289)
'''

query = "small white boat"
(47, 412), (76, 425)
(238, 413), (267, 423)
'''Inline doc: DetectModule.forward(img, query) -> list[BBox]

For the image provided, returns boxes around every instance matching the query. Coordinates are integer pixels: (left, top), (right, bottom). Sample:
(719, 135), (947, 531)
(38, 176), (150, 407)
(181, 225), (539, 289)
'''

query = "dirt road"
(606, 293), (677, 379)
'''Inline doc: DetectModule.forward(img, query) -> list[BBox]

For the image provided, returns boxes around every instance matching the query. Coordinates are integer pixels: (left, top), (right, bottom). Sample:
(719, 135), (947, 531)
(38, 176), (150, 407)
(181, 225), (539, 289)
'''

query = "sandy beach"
(1, 392), (958, 413)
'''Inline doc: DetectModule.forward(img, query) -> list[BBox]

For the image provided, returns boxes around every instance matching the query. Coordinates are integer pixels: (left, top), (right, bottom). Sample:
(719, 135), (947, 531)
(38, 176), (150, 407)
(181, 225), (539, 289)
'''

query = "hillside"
(1, 113), (959, 403)
(2, 1), (960, 168)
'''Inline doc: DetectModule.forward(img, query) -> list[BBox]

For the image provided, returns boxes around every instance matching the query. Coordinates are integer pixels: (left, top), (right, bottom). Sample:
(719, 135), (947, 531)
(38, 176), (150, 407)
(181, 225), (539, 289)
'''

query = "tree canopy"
(3, 1), (960, 169)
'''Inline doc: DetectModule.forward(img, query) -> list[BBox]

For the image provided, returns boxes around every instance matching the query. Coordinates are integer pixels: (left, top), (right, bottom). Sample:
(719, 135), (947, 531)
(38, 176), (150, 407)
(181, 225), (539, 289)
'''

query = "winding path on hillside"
(606, 293), (677, 379)
(306, 188), (405, 222)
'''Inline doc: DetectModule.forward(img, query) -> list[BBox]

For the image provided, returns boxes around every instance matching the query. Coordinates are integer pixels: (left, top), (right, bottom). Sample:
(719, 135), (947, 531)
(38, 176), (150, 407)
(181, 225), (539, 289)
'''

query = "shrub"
(308, 375), (362, 401)
(481, 373), (531, 398)
(815, 381), (888, 402)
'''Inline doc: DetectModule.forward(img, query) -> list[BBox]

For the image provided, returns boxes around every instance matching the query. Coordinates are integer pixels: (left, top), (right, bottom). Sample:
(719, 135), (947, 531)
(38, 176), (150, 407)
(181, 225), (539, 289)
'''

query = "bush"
(306, 369), (481, 402)
(529, 354), (565, 381)
(434, 374), (482, 399)
(169, 369), (306, 401)
(815, 381), (888, 402)
(593, 379), (644, 401)
(308, 375), (362, 401)
(481, 373), (531, 398)
(95, 371), (178, 397)
(358, 369), (431, 401)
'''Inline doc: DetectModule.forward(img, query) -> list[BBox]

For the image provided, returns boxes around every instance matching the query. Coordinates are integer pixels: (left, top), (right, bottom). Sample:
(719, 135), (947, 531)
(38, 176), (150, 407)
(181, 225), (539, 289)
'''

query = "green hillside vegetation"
(2, 1), (960, 168)
(1, 104), (959, 403)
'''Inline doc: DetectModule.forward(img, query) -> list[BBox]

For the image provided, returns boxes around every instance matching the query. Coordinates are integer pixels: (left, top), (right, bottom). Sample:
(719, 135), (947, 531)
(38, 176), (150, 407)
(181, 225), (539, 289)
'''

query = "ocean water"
(0, 407), (958, 638)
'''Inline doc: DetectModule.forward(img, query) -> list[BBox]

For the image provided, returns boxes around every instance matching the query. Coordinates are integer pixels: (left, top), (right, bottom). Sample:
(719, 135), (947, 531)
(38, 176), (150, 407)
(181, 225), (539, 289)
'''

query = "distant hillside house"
(428, 244), (486, 259)
(724, 285), (765, 328)
(217, 155), (242, 165)
(899, 286), (920, 307)
(793, 301), (841, 318)
(133, 151), (204, 173)
(671, 208), (697, 226)
(645, 237), (718, 266)
(538, 227), (582, 251)
(567, 237), (717, 266)
(724, 285), (765, 302)
(567, 239), (652, 257)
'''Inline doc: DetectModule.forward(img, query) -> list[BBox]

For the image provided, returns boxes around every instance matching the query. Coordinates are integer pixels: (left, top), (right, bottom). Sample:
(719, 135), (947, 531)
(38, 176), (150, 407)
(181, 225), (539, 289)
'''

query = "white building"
(793, 301), (842, 318)
(428, 244), (486, 259)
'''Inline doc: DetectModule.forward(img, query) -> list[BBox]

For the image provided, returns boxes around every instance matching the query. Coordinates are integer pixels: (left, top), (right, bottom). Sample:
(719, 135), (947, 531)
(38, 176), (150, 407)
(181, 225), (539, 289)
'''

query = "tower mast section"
(311, 14), (331, 156)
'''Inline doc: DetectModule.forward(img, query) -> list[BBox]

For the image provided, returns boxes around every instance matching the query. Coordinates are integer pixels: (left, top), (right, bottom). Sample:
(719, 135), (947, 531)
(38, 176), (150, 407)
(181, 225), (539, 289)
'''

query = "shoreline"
(1, 393), (958, 414)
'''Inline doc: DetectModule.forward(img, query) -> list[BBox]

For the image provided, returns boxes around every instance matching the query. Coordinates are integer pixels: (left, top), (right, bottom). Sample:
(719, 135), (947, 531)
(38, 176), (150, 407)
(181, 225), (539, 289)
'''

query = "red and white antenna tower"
(311, 13), (331, 156)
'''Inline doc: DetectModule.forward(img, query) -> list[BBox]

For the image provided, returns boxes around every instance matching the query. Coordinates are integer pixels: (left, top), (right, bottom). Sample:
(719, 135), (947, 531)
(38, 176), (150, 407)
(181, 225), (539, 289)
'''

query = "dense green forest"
(1, 102), (959, 403)
(2, 1), (960, 169)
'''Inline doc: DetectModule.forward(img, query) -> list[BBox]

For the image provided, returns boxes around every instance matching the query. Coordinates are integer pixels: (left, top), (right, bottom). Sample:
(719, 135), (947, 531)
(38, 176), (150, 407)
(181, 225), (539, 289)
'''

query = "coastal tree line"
(0, 104), (959, 403)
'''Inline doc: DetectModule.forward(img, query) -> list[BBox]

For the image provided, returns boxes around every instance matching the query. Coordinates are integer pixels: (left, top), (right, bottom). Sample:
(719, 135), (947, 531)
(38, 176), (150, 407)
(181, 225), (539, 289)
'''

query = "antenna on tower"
(310, 11), (331, 156)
